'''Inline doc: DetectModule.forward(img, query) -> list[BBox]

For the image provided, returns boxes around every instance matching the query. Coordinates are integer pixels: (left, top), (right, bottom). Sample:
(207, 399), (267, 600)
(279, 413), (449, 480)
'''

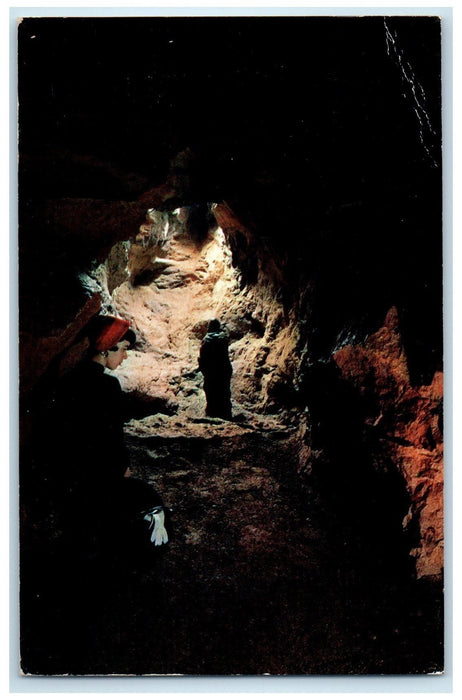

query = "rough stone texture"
(107, 207), (444, 581)
(333, 307), (443, 578)
(105, 241), (130, 294)
(19, 291), (102, 397)
(111, 220), (236, 414)
(109, 209), (300, 418)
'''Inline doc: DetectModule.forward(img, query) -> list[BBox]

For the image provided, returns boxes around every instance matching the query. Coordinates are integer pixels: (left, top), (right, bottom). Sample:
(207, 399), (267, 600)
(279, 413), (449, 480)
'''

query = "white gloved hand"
(143, 507), (169, 546)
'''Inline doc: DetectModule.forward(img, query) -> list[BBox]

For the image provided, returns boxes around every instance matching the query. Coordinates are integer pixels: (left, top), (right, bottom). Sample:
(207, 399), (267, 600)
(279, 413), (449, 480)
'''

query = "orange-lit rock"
(333, 307), (443, 579)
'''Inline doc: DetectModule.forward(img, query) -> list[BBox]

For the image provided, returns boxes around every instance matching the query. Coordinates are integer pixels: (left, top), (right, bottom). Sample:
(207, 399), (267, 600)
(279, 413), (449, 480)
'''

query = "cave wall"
(17, 16), (443, 579)
(212, 205), (444, 580)
(333, 308), (443, 578)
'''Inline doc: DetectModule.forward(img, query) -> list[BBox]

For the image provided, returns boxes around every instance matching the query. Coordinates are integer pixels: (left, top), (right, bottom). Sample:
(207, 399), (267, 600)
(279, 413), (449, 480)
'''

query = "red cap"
(90, 316), (131, 352)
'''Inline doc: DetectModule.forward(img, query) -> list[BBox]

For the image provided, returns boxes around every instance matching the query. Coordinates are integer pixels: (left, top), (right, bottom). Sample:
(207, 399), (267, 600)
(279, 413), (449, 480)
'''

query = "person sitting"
(48, 314), (170, 557)
(20, 314), (170, 672)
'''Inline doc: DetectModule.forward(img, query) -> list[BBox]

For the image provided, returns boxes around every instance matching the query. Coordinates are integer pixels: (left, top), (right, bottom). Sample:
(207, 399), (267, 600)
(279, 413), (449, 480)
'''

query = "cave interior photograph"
(16, 12), (445, 679)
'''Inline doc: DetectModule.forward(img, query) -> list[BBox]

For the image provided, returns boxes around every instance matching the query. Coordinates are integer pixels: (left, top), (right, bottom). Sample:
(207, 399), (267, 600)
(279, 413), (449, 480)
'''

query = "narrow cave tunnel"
(18, 15), (444, 676)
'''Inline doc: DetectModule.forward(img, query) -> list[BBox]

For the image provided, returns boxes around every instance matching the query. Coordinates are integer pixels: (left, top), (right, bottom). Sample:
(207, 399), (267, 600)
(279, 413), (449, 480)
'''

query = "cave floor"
(20, 411), (444, 676)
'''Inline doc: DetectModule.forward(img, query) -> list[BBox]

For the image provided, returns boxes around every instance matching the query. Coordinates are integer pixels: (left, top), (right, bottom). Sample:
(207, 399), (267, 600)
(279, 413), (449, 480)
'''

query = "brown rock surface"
(76, 410), (441, 674)
(333, 307), (443, 579)
(110, 209), (300, 416)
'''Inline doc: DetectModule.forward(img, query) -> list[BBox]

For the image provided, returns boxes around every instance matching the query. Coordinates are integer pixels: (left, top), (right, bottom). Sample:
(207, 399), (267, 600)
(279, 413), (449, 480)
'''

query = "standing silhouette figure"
(198, 319), (233, 419)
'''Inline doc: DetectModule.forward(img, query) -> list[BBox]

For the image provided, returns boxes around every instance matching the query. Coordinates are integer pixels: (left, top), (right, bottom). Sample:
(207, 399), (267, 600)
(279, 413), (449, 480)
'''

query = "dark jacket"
(26, 359), (167, 552)
(198, 330), (232, 379)
(198, 330), (233, 418)
(54, 360), (129, 489)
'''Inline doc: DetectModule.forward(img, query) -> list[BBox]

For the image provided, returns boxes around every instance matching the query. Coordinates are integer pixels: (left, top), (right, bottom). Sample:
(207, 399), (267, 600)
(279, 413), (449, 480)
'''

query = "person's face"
(106, 340), (131, 370)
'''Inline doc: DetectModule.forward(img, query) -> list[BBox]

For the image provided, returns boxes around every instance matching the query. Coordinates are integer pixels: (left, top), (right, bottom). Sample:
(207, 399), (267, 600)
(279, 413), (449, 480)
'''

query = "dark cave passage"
(20, 229), (443, 674)
(17, 15), (444, 678)
(19, 199), (444, 677)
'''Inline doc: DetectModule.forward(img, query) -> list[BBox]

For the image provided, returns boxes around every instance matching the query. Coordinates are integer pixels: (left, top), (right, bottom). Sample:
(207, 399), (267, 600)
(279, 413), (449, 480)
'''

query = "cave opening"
(99, 201), (297, 424)
(105, 203), (241, 419)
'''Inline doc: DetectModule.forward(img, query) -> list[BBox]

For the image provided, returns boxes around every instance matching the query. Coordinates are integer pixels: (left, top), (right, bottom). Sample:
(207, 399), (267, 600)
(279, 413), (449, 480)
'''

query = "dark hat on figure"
(207, 318), (221, 332)
(88, 315), (132, 352)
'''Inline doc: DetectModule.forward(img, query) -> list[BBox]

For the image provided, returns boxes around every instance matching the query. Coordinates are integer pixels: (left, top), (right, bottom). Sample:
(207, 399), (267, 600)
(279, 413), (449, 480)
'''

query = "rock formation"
(333, 307), (443, 578)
